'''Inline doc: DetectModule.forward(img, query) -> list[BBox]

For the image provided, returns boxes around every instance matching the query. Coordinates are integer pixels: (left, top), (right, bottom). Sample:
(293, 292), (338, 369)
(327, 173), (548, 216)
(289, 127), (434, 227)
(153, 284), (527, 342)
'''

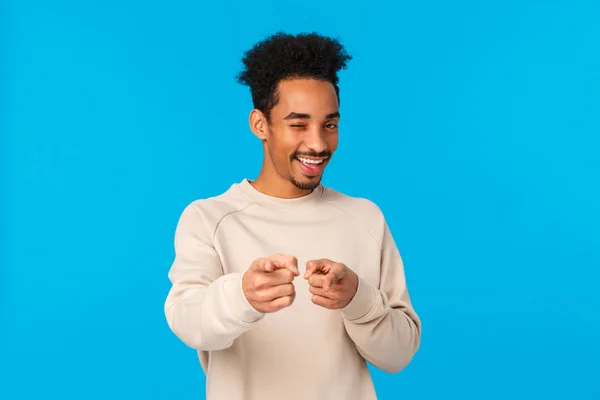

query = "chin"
(290, 174), (322, 191)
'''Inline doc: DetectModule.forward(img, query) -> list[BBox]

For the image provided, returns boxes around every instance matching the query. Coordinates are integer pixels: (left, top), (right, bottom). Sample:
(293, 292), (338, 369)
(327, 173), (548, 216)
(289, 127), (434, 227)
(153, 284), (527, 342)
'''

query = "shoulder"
(319, 186), (387, 245)
(177, 183), (256, 236)
(320, 185), (385, 220)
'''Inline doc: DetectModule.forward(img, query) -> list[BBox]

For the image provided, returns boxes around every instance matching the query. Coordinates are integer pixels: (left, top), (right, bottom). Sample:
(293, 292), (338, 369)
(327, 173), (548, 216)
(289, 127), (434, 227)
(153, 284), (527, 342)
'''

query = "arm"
(164, 204), (264, 351)
(341, 221), (422, 374)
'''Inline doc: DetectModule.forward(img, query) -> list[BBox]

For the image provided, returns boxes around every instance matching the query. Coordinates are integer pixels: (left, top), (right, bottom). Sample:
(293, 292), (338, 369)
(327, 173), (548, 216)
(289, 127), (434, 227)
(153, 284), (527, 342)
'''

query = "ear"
(249, 109), (268, 140)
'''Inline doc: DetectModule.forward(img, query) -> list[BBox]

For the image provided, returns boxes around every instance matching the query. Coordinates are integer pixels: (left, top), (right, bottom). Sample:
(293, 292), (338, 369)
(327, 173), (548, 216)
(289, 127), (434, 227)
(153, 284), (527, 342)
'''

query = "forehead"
(273, 78), (339, 116)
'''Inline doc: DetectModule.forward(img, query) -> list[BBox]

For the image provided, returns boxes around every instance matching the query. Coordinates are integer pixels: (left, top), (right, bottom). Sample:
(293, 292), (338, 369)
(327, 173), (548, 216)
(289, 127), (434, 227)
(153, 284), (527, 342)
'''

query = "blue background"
(2, 0), (599, 399)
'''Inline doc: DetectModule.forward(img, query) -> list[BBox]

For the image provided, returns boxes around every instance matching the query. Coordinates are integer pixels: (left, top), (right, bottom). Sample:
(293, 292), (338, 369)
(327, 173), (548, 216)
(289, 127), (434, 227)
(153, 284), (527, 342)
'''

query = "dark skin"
(242, 78), (359, 311)
(242, 254), (299, 313)
(248, 78), (340, 199)
(305, 258), (359, 309)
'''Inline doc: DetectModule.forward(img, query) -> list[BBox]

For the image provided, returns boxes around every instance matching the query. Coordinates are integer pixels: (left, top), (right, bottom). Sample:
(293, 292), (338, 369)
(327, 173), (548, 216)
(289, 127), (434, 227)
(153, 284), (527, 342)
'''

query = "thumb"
(323, 264), (345, 291)
(322, 271), (339, 292)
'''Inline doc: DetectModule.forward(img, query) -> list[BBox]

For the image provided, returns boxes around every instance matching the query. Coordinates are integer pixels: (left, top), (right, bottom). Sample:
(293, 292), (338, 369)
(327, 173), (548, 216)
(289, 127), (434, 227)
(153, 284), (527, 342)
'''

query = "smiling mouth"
(294, 156), (329, 176)
(296, 156), (326, 165)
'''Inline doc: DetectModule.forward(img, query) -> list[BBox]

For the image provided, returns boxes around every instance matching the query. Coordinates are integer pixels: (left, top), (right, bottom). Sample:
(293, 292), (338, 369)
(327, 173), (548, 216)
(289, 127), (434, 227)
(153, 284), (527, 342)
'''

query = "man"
(164, 32), (421, 400)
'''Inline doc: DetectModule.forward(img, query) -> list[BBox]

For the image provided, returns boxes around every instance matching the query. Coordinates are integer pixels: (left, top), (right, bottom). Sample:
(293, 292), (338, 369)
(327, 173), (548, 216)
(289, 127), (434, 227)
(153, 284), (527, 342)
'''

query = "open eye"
(325, 123), (338, 129)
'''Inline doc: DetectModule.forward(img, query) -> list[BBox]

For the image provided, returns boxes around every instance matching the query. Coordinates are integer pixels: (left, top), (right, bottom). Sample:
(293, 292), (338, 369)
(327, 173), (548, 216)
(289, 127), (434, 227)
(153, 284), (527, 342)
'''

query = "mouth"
(295, 156), (329, 176)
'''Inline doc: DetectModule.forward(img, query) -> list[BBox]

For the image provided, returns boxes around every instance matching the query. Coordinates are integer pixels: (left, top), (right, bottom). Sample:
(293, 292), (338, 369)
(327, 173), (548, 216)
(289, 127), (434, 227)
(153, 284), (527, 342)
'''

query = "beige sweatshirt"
(164, 178), (421, 400)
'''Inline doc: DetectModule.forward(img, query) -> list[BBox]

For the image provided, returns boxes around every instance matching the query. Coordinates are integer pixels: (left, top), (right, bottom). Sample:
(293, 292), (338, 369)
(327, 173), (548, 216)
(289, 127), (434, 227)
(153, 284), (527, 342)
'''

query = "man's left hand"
(304, 259), (359, 309)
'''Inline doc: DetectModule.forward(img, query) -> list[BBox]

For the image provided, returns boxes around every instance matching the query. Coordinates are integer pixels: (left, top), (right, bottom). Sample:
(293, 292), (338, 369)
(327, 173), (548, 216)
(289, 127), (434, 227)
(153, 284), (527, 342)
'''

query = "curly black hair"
(236, 31), (352, 120)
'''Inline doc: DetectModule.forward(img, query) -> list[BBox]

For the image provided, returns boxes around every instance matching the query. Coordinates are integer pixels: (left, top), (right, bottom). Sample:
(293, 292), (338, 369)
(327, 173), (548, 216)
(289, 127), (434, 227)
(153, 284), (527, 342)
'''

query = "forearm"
(165, 271), (264, 351)
(341, 276), (421, 374)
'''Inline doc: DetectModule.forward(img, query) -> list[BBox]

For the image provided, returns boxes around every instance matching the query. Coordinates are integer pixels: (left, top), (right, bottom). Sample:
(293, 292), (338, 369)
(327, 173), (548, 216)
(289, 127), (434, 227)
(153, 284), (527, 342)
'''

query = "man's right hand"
(242, 254), (299, 313)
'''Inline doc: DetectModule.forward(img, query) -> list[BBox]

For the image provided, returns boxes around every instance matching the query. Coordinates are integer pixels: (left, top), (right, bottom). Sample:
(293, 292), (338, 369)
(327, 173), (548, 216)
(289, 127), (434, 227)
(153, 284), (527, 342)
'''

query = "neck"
(251, 159), (314, 200)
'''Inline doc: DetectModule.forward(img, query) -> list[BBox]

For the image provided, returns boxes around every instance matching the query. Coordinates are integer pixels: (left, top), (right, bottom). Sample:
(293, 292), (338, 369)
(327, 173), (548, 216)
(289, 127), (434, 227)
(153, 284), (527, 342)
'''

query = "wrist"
(350, 269), (359, 298)
(340, 275), (378, 321)
(224, 272), (265, 324)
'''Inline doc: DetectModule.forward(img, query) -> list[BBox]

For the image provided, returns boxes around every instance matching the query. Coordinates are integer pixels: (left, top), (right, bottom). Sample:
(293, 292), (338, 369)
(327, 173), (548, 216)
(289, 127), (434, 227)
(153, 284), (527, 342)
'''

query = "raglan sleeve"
(340, 215), (422, 374)
(164, 203), (264, 351)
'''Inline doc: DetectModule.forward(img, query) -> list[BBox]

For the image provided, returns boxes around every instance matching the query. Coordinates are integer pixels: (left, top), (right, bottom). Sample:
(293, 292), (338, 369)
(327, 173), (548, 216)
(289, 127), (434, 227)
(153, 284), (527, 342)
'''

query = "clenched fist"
(304, 258), (359, 309)
(242, 254), (299, 313)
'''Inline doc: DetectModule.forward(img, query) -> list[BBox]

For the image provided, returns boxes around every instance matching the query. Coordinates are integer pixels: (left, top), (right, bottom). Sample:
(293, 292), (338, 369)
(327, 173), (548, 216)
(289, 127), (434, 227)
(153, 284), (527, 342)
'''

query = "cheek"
(268, 134), (296, 165)
(327, 134), (339, 151)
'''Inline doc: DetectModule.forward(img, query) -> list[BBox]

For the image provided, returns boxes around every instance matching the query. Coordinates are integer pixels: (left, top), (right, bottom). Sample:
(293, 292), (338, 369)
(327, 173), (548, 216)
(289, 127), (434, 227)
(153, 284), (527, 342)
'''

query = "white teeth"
(298, 157), (324, 165)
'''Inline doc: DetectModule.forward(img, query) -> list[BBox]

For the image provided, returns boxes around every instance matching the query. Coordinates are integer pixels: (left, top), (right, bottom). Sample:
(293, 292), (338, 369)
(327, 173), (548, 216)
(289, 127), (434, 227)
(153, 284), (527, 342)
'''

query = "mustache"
(291, 150), (332, 160)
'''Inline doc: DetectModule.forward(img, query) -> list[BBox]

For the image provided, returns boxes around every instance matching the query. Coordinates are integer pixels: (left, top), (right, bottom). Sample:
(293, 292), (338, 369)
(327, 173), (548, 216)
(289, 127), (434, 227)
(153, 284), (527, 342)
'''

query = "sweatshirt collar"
(237, 178), (324, 207)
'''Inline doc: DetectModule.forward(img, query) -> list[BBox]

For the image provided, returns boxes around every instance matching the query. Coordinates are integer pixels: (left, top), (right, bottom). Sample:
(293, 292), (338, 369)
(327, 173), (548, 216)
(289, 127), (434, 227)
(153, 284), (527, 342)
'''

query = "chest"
(213, 210), (382, 289)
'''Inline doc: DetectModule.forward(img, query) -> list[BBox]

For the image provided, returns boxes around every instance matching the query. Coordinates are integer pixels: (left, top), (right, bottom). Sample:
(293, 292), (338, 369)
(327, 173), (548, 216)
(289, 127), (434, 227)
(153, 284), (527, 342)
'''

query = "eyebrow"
(283, 111), (340, 120)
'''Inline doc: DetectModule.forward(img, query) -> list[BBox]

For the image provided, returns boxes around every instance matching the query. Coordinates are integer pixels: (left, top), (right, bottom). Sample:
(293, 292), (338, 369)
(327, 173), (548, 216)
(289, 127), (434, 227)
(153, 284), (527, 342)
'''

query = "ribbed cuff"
(341, 276), (378, 321)
(223, 272), (264, 324)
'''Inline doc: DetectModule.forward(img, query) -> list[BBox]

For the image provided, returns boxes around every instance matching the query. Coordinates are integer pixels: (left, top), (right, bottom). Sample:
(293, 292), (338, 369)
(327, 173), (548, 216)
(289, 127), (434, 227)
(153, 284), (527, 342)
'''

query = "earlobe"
(249, 109), (267, 140)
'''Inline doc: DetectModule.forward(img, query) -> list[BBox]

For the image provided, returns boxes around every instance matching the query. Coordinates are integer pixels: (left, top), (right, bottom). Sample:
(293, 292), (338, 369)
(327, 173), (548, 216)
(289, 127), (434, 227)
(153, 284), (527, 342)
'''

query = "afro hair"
(236, 31), (352, 120)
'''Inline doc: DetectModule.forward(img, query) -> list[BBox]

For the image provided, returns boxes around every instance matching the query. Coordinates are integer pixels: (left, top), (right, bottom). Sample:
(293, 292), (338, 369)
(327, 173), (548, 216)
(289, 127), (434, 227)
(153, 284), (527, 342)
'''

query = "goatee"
(290, 175), (321, 191)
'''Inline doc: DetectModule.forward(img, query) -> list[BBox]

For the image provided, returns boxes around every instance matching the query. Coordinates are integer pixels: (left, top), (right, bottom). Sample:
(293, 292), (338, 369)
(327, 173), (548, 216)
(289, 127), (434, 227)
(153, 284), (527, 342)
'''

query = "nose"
(304, 126), (328, 154)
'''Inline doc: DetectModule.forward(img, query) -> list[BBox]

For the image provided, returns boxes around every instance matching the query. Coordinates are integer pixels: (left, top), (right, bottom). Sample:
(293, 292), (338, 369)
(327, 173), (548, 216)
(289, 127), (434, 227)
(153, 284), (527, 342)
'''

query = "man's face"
(263, 78), (340, 191)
